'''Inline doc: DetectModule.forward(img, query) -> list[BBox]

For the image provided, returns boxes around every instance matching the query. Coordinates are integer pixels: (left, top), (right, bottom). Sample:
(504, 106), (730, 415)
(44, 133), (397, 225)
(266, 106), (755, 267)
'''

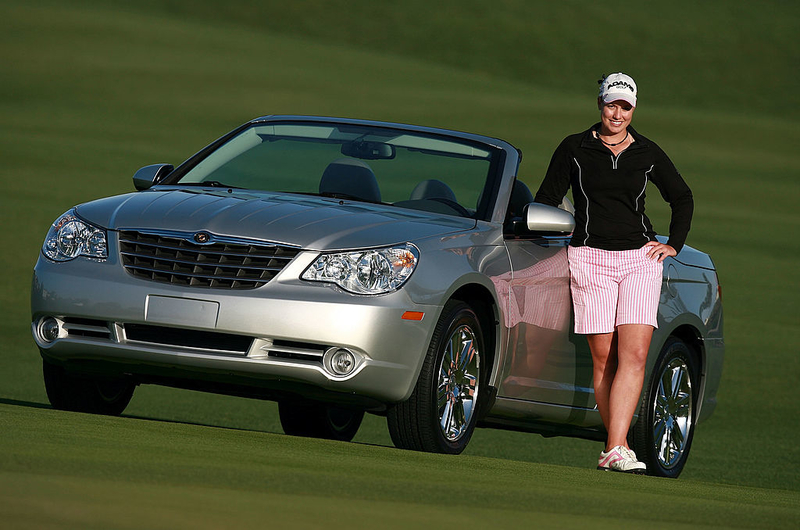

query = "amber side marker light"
(402, 311), (425, 321)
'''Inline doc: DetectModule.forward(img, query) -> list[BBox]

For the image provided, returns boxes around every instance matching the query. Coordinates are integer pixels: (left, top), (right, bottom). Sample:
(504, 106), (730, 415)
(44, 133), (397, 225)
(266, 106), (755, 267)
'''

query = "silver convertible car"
(31, 115), (723, 477)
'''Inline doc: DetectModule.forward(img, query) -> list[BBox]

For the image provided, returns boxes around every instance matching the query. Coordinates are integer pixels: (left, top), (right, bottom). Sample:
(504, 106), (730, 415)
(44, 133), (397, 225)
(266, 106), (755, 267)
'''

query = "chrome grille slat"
(119, 230), (300, 289)
(119, 238), (294, 260)
(63, 323), (111, 334)
(123, 264), (271, 283)
(120, 251), (286, 273)
(268, 345), (326, 358)
(262, 339), (328, 363)
(62, 318), (113, 339)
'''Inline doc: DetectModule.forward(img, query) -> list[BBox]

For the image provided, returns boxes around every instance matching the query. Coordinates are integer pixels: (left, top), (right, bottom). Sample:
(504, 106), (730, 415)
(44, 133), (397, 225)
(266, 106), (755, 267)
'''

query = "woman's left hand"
(644, 241), (677, 262)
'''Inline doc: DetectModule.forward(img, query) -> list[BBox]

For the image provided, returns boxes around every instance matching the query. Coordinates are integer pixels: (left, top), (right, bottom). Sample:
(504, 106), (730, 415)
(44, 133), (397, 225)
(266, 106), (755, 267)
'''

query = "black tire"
(43, 360), (135, 416)
(278, 400), (364, 442)
(387, 300), (485, 454)
(631, 337), (700, 478)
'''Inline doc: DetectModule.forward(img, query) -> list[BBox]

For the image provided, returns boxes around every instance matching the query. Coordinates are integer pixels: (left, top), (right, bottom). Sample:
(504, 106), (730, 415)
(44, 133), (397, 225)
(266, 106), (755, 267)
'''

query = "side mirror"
(524, 203), (575, 234)
(133, 164), (174, 191)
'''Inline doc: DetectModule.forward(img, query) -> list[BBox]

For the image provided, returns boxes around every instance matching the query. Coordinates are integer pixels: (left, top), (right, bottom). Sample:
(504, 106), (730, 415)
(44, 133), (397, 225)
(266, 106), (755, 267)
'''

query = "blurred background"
(2, 0), (798, 491)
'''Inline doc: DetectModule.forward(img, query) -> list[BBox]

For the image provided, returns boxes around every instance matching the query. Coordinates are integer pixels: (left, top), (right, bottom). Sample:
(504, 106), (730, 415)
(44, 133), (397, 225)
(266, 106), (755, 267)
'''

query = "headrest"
(319, 158), (381, 203)
(409, 179), (457, 202)
(507, 179), (534, 218)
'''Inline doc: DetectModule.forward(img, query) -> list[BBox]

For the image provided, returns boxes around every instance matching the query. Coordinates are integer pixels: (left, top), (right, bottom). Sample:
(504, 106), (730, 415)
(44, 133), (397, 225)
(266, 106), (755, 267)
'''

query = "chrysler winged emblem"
(193, 232), (212, 244)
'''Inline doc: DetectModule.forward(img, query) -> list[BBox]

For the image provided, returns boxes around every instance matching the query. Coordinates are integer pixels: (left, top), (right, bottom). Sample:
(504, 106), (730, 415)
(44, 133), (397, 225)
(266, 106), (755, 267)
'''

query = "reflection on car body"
(494, 244), (572, 398)
(31, 115), (723, 477)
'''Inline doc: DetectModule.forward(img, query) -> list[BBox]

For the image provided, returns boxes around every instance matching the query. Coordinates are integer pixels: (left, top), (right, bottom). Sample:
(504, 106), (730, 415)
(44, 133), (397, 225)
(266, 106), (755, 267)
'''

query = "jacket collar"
(580, 123), (649, 152)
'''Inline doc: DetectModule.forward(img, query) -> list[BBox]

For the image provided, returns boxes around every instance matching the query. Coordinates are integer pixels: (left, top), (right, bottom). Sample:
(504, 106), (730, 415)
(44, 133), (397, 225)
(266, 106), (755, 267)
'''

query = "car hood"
(75, 188), (476, 250)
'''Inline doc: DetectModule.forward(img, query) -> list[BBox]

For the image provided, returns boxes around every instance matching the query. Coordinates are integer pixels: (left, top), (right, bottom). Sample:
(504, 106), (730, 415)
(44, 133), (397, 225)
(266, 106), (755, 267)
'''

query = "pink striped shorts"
(567, 245), (663, 334)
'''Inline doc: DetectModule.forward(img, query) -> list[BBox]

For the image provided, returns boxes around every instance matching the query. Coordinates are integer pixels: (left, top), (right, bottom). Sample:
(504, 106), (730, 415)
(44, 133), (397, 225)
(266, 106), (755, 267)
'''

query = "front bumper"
(31, 250), (438, 405)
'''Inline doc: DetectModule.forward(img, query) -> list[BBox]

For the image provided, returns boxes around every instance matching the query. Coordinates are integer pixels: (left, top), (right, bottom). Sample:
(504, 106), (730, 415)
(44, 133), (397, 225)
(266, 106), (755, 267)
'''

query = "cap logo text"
(607, 81), (635, 93)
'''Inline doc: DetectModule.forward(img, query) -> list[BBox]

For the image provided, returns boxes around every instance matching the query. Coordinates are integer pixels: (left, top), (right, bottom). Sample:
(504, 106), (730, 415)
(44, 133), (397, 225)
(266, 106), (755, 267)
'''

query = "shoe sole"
(597, 465), (647, 475)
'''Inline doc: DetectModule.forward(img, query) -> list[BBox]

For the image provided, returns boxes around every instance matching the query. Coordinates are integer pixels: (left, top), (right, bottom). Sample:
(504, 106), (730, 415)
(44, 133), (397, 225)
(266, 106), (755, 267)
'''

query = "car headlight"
(301, 243), (419, 295)
(42, 210), (108, 262)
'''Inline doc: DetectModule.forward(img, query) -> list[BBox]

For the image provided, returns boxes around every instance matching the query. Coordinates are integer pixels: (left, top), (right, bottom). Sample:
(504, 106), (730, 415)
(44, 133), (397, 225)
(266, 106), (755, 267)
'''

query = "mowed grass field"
(1, 0), (799, 528)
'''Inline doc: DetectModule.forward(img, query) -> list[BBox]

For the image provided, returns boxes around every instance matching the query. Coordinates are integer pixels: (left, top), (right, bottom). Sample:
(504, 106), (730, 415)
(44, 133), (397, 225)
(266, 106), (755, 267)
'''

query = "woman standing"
(534, 73), (693, 474)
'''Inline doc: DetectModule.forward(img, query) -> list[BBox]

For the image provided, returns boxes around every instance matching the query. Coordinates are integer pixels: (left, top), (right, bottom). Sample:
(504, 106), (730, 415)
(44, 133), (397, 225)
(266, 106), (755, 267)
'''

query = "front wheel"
(43, 360), (135, 415)
(278, 400), (364, 442)
(387, 300), (484, 454)
(631, 337), (700, 478)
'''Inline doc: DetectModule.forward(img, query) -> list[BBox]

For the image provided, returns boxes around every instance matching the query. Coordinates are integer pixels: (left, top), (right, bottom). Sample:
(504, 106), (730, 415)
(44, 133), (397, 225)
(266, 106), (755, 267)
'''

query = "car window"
(174, 123), (497, 219)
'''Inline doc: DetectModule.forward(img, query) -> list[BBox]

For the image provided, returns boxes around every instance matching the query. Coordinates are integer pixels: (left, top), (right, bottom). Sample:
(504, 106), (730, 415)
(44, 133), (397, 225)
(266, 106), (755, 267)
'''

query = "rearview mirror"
(524, 203), (575, 234)
(133, 164), (174, 191)
(341, 141), (395, 160)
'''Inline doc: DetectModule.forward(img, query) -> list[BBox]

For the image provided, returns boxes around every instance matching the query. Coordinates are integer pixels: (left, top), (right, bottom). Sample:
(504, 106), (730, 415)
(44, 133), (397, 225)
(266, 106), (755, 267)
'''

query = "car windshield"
(172, 122), (498, 219)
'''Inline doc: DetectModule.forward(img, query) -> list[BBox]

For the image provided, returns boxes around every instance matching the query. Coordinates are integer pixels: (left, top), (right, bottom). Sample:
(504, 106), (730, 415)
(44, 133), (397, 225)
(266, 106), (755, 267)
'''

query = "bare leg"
(587, 331), (618, 438)
(605, 324), (653, 450)
(588, 324), (654, 451)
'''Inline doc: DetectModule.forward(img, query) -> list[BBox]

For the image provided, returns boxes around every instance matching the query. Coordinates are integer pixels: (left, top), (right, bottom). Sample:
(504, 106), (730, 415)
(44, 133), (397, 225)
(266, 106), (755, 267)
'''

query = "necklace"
(598, 130), (629, 147)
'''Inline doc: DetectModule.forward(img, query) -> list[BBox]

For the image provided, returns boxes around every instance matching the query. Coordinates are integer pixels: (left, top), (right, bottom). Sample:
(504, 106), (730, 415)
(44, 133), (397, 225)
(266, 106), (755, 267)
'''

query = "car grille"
(124, 323), (253, 354)
(122, 324), (327, 360)
(119, 230), (300, 289)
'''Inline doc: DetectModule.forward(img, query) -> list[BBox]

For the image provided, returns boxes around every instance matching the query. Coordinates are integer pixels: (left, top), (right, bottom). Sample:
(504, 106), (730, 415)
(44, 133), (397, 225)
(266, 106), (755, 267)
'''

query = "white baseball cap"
(599, 73), (637, 107)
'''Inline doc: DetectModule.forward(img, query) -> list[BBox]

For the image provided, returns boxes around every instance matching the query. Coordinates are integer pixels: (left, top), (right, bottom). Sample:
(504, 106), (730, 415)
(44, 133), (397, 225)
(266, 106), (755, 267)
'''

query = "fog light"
(329, 348), (357, 376)
(39, 317), (61, 343)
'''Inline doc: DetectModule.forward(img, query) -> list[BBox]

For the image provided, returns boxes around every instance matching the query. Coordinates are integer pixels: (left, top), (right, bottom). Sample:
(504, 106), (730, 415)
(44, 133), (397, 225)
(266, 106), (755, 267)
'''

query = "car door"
(497, 235), (595, 409)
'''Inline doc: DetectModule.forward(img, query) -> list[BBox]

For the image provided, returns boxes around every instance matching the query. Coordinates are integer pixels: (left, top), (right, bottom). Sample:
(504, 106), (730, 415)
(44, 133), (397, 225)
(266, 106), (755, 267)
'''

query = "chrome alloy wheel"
(652, 357), (694, 469)
(387, 300), (485, 454)
(437, 325), (480, 442)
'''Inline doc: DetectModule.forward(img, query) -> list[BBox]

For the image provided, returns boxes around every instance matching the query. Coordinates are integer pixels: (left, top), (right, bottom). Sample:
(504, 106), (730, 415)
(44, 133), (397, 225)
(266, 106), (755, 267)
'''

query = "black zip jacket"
(534, 124), (693, 253)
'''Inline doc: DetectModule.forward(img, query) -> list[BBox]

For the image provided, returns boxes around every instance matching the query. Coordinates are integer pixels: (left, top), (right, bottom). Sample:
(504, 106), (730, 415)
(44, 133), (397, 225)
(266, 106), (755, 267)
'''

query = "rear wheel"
(387, 300), (484, 454)
(631, 337), (700, 478)
(43, 359), (135, 416)
(278, 400), (364, 442)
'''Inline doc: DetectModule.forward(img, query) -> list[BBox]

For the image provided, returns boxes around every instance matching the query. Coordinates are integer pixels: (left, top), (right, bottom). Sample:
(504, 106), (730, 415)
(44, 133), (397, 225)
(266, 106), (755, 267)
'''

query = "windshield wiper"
(182, 181), (243, 189)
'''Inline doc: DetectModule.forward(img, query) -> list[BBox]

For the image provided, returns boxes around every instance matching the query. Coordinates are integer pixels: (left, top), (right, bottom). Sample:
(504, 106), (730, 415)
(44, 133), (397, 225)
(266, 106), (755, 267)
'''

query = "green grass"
(1, 0), (799, 527)
(64, 0), (800, 122)
(3, 404), (799, 530)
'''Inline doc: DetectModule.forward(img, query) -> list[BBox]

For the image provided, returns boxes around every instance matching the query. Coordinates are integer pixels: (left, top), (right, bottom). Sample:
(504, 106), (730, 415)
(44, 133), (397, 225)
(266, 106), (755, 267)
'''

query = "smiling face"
(598, 99), (635, 137)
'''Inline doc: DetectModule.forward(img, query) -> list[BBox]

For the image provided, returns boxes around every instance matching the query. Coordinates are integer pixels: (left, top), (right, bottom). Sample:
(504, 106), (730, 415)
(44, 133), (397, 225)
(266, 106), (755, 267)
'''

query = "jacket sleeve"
(534, 138), (572, 207)
(649, 146), (693, 253)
